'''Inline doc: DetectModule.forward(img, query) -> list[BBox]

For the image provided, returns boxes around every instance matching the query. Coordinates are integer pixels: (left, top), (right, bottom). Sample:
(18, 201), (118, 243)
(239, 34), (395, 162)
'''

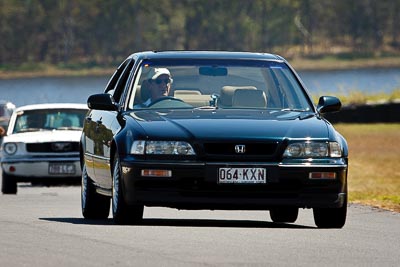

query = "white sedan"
(1, 103), (88, 194)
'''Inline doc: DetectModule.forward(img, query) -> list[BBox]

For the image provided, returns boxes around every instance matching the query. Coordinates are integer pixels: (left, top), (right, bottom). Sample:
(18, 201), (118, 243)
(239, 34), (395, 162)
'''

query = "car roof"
(15, 103), (88, 112)
(128, 51), (285, 61)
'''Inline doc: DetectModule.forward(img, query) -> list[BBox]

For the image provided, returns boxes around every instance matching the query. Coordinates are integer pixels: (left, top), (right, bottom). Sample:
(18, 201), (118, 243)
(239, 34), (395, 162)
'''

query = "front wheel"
(313, 198), (347, 228)
(270, 207), (299, 223)
(2, 171), (17, 194)
(112, 153), (143, 225)
(81, 163), (110, 219)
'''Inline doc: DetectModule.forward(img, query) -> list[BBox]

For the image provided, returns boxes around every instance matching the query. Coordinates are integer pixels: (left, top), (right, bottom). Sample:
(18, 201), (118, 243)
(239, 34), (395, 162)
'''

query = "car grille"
(203, 142), (278, 156)
(26, 142), (79, 153)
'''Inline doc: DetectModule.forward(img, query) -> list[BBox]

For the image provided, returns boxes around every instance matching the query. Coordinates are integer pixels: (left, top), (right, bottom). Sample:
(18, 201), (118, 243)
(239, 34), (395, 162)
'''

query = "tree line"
(1, 0), (399, 67)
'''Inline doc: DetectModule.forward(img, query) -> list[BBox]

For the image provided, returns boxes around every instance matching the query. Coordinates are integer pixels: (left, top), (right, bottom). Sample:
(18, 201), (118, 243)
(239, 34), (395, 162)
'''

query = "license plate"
(218, 168), (266, 184)
(48, 163), (76, 175)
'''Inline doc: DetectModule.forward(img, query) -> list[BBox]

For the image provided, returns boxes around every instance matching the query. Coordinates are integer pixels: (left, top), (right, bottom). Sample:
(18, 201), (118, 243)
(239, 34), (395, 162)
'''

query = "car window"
(127, 59), (313, 111)
(112, 59), (135, 103)
(13, 109), (88, 133)
(104, 58), (135, 103)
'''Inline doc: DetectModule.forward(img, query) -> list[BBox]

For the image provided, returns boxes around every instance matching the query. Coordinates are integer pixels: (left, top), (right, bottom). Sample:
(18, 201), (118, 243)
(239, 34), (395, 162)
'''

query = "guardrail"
(323, 101), (400, 123)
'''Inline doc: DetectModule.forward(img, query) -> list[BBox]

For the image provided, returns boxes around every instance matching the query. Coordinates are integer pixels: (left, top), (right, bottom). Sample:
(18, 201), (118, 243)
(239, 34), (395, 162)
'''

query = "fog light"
(141, 169), (172, 177)
(309, 172), (336, 179)
(9, 166), (16, 172)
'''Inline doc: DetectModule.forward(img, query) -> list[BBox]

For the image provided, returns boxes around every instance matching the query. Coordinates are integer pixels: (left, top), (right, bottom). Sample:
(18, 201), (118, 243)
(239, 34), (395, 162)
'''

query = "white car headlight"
(3, 143), (18, 155)
(131, 140), (195, 155)
(283, 141), (342, 158)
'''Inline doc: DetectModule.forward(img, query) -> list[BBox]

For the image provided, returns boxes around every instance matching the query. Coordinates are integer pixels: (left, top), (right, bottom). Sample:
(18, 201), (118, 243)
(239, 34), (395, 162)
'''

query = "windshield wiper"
(279, 108), (315, 120)
(280, 108), (308, 112)
(193, 106), (217, 110)
(16, 128), (52, 133)
(57, 126), (83, 130)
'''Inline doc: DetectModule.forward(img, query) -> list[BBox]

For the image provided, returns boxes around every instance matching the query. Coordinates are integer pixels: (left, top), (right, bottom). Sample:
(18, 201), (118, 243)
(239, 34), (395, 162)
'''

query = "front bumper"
(120, 159), (348, 210)
(1, 156), (81, 179)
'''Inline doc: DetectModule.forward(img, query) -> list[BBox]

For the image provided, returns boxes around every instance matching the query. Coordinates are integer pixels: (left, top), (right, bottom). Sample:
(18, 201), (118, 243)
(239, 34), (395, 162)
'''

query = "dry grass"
(1, 55), (400, 79)
(334, 90), (400, 105)
(334, 123), (400, 212)
(0, 65), (114, 79)
(290, 55), (400, 71)
(311, 89), (400, 106)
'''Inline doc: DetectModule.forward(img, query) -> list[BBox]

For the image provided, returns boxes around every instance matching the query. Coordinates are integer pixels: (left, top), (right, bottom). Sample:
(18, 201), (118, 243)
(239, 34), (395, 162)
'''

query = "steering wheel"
(147, 96), (185, 107)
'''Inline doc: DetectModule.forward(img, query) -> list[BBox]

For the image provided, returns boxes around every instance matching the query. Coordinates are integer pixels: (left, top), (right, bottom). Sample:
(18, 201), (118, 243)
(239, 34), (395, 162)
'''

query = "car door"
(82, 108), (97, 179)
(91, 58), (135, 189)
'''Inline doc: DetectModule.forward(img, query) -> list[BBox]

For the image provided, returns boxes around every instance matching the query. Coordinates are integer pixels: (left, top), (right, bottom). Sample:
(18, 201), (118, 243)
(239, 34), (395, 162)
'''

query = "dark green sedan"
(80, 51), (348, 228)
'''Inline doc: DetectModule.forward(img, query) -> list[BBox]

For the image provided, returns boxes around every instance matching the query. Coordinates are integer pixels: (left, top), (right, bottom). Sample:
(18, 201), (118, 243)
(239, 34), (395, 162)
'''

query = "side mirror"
(87, 93), (119, 111)
(317, 96), (341, 114)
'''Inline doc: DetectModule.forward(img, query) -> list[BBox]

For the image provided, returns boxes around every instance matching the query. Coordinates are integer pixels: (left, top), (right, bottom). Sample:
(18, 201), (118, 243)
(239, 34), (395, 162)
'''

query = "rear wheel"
(112, 153), (143, 225)
(313, 198), (347, 228)
(2, 171), (17, 194)
(81, 163), (110, 219)
(270, 207), (299, 223)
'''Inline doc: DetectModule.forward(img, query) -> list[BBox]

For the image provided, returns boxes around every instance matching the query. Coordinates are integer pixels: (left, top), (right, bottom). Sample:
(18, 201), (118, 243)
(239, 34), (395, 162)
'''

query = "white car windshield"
(13, 109), (87, 133)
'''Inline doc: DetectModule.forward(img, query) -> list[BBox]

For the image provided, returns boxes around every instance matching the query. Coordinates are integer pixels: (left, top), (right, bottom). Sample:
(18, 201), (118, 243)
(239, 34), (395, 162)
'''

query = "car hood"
(128, 109), (331, 141)
(3, 130), (82, 143)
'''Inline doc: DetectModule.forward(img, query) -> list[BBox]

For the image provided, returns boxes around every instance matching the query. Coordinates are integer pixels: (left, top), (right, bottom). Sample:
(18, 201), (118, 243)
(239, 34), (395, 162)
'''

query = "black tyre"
(112, 153), (143, 225)
(270, 207), (299, 223)
(2, 171), (17, 194)
(81, 163), (110, 219)
(313, 199), (347, 228)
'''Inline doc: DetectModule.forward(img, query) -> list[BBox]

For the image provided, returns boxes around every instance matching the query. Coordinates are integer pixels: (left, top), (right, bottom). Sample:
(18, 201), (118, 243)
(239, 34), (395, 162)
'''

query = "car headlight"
(283, 141), (342, 158)
(131, 140), (196, 155)
(3, 143), (18, 155)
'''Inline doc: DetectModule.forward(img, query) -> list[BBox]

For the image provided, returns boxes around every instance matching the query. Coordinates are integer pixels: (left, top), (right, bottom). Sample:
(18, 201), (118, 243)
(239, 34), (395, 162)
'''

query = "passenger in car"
(27, 114), (45, 129)
(62, 118), (73, 127)
(140, 68), (173, 106)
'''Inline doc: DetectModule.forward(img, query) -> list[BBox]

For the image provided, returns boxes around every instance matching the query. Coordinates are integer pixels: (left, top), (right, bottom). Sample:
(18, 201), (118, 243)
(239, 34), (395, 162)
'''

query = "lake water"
(299, 68), (400, 95)
(1, 68), (399, 107)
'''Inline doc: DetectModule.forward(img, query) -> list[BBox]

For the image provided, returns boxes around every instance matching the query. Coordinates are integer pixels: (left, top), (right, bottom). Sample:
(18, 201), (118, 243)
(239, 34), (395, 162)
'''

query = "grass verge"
(332, 90), (400, 105)
(1, 55), (400, 79)
(334, 123), (400, 212)
(0, 63), (114, 79)
(289, 55), (400, 71)
(312, 89), (400, 106)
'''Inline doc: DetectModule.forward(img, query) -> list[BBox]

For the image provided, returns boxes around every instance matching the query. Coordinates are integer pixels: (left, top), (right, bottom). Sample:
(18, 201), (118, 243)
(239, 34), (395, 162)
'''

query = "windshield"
(128, 59), (313, 111)
(13, 108), (87, 133)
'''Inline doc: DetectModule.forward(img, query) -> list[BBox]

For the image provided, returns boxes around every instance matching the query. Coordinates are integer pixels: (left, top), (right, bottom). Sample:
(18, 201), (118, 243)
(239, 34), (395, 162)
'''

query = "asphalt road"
(1, 183), (399, 267)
